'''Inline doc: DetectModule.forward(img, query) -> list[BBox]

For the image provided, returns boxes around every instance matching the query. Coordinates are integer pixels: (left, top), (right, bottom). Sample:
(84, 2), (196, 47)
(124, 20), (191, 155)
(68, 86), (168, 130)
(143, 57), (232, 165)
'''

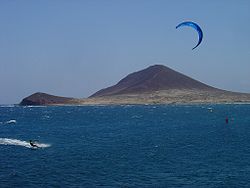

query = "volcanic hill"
(20, 65), (250, 105)
(90, 65), (216, 97)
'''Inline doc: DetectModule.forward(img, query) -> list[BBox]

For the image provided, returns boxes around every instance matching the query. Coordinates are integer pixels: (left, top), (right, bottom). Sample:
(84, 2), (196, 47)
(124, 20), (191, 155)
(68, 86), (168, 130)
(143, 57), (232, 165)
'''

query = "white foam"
(42, 115), (50, 119)
(24, 106), (47, 108)
(5, 120), (16, 124)
(0, 138), (51, 149)
(0, 105), (15, 108)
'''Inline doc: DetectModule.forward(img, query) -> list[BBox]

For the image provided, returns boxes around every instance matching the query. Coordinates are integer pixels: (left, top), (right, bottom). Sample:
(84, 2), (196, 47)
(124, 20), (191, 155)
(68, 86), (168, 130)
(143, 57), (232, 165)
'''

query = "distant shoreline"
(18, 65), (250, 106)
(3, 101), (250, 107)
(21, 103), (250, 106)
(19, 89), (250, 106)
(3, 103), (250, 108)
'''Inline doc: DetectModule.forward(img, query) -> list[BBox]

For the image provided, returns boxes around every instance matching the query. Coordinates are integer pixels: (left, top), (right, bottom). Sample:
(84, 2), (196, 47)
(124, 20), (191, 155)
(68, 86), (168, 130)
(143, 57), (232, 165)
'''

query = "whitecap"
(5, 120), (17, 124)
(0, 105), (15, 108)
(207, 107), (213, 112)
(24, 105), (47, 108)
(42, 115), (50, 119)
(131, 115), (142, 119)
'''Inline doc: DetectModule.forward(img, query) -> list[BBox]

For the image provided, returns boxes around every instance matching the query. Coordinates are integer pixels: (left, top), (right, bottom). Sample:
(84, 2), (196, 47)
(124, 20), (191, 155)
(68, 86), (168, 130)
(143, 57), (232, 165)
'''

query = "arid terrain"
(20, 65), (250, 105)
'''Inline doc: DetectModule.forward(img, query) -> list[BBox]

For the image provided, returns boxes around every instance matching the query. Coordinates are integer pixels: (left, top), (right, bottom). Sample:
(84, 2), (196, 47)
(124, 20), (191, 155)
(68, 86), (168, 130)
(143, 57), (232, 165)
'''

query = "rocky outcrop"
(20, 92), (77, 106)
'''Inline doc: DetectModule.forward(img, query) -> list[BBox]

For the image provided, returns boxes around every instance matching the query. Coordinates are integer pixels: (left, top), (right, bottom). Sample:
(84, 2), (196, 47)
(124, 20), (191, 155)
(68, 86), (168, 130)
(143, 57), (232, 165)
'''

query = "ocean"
(0, 104), (250, 187)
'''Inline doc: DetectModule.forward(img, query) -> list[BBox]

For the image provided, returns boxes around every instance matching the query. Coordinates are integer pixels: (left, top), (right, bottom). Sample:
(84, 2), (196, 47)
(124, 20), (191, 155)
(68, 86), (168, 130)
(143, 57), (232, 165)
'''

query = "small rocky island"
(20, 65), (250, 105)
(20, 92), (78, 106)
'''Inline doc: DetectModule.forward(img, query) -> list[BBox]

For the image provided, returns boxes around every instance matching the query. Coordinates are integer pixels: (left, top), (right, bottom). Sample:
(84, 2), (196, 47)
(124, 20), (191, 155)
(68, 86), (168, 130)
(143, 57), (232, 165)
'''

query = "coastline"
(18, 65), (250, 106)
(19, 89), (250, 106)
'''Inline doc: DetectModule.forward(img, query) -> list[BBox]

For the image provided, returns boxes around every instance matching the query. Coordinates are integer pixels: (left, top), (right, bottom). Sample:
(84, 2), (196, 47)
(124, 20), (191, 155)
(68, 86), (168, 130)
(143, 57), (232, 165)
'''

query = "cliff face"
(20, 92), (76, 106)
(90, 65), (217, 97)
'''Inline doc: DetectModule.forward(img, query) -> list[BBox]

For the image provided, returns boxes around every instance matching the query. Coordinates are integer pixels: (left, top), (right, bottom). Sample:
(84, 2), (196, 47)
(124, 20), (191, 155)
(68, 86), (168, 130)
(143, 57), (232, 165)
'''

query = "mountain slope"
(19, 65), (250, 105)
(90, 65), (217, 97)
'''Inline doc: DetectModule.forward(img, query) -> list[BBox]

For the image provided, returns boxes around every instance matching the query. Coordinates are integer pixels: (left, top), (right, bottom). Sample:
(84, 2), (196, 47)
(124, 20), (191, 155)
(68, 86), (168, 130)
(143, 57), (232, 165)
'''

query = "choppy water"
(0, 104), (250, 187)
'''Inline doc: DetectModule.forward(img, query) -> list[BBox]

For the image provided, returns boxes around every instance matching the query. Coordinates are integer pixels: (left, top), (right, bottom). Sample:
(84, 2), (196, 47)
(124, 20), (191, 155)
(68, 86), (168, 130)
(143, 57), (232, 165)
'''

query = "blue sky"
(0, 0), (250, 104)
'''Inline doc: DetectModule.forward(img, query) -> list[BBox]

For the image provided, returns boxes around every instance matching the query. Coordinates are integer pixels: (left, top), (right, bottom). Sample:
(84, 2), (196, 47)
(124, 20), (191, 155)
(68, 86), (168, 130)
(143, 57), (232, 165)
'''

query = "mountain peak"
(90, 64), (216, 97)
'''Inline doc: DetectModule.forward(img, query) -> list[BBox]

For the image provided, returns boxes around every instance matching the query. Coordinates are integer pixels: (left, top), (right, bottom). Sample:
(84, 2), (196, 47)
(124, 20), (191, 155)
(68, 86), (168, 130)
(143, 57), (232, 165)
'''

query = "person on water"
(225, 117), (229, 124)
(29, 140), (38, 148)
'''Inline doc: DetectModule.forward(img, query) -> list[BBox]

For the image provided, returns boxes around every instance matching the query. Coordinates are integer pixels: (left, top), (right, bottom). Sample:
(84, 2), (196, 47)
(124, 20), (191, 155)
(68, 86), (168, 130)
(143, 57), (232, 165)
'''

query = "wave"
(5, 120), (16, 124)
(23, 105), (48, 108)
(0, 120), (17, 125)
(0, 138), (51, 149)
(0, 105), (15, 108)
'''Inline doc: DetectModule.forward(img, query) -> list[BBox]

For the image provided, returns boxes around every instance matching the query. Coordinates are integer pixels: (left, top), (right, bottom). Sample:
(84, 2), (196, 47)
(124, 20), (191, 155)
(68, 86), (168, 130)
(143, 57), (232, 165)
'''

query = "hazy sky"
(0, 0), (250, 104)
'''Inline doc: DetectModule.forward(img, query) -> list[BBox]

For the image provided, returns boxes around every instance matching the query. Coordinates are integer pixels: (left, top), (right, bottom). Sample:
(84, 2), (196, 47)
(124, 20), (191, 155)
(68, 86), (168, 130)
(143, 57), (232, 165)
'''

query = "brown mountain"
(20, 92), (77, 106)
(90, 65), (217, 97)
(19, 65), (250, 105)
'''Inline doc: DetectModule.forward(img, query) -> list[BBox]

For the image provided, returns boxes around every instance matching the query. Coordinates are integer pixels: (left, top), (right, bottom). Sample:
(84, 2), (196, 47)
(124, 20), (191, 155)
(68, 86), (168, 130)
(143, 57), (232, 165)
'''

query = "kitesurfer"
(225, 117), (229, 124)
(29, 140), (38, 148)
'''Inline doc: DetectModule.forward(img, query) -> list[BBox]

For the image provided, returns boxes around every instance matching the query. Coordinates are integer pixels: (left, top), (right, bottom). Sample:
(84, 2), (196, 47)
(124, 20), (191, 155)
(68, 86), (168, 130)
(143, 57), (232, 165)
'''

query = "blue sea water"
(0, 104), (250, 187)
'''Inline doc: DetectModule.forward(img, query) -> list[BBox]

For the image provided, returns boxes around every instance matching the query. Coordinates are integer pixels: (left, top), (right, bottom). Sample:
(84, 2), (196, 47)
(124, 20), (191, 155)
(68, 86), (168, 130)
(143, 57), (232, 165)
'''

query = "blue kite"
(176, 21), (203, 50)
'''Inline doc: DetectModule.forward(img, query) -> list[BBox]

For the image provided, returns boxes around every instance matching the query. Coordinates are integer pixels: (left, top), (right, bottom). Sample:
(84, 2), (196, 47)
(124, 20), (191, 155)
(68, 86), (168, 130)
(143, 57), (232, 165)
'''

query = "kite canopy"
(176, 21), (203, 50)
